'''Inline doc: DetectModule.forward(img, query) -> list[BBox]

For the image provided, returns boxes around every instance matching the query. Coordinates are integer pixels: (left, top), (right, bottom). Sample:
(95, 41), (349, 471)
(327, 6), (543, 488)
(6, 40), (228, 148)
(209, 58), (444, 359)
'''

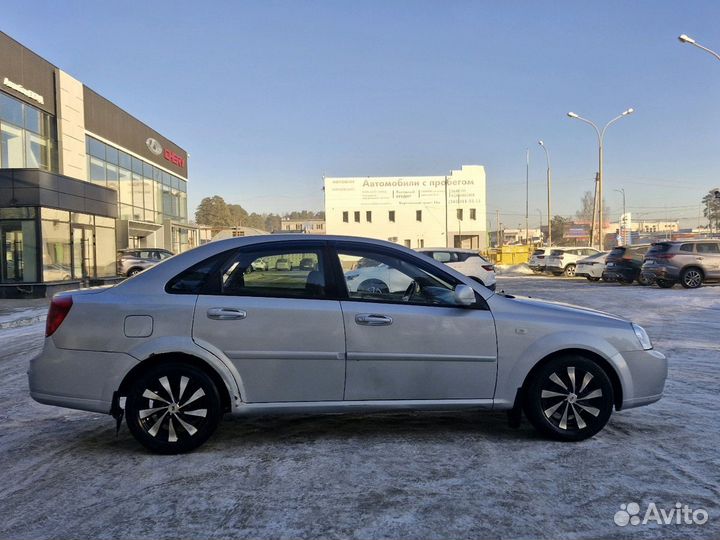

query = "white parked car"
(575, 252), (609, 282)
(529, 247), (553, 273)
(546, 248), (602, 277)
(29, 235), (666, 454)
(417, 248), (496, 290)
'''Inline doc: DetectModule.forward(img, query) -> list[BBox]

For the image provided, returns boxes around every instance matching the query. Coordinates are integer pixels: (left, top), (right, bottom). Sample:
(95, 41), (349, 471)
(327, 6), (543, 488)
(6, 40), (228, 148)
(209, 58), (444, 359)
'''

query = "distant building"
(210, 226), (269, 241)
(324, 165), (487, 249)
(280, 217), (325, 234)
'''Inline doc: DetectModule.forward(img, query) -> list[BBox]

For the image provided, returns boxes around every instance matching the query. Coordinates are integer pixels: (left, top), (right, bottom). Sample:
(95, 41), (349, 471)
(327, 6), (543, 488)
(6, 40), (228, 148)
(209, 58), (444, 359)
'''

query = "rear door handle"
(207, 307), (247, 320)
(355, 313), (393, 326)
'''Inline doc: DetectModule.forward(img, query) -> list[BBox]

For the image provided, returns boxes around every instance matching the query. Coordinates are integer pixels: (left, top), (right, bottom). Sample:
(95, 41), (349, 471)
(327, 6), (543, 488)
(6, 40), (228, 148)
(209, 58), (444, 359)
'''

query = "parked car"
(575, 252), (609, 281)
(416, 248), (496, 290)
(250, 258), (268, 271)
(299, 257), (317, 271)
(274, 258), (291, 271)
(546, 248), (601, 277)
(602, 244), (651, 285)
(117, 248), (174, 277)
(641, 240), (720, 289)
(529, 247), (552, 273)
(30, 235), (666, 453)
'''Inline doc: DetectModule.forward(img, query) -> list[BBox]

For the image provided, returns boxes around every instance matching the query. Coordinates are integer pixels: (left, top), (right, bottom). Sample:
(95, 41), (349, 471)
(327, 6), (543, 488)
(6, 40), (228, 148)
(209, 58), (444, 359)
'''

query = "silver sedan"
(29, 236), (667, 453)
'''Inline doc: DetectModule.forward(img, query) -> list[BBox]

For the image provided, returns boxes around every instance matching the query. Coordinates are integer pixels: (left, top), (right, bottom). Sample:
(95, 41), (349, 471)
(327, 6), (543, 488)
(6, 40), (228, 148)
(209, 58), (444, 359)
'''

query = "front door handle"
(355, 313), (393, 326)
(207, 307), (247, 320)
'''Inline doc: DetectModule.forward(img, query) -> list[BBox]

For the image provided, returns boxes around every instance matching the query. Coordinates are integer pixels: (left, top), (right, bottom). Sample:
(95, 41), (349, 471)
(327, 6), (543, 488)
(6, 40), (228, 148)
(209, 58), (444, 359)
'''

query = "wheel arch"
(117, 352), (234, 412)
(518, 348), (624, 411)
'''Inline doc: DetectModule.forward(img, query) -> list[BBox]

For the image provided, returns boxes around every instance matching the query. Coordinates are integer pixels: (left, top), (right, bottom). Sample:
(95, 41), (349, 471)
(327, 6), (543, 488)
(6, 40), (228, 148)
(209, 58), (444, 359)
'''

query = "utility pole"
(590, 172), (599, 248)
(496, 209), (501, 248)
(525, 148), (530, 245)
(444, 175), (449, 247)
(615, 188), (626, 245)
(538, 140), (552, 246)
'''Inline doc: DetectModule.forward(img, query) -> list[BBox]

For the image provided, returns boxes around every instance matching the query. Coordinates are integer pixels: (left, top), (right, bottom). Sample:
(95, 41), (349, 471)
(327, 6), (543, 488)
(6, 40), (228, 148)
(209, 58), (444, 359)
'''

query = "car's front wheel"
(656, 279), (674, 288)
(563, 264), (576, 277)
(523, 355), (614, 441)
(586, 276), (600, 282)
(125, 363), (223, 454)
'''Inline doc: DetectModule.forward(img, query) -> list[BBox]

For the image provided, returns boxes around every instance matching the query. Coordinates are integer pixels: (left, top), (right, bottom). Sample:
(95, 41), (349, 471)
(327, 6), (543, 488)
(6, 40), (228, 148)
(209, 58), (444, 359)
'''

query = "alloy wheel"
(540, 366), (603, 431)
(137, 375), (210, 443)
(126, 363), (222, 453)
(564, 264), (576, 277)
(681, 269), (703, 289)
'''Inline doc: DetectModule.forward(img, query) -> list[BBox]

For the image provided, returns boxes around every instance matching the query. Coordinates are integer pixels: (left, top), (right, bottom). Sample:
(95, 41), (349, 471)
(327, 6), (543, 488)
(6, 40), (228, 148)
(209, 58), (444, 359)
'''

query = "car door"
(192, 241), (346, 403)
(696, 242), (720, 278)
(333, 241), (498, 401)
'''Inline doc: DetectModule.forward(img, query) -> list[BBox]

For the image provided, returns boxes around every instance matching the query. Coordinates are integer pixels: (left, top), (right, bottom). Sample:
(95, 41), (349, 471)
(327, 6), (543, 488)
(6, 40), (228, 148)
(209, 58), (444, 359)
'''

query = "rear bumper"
(602, 266), (638, 281)
(545, 265), (564, 273)
(641, 265), (680, 281)
(28, 339), (139, 414)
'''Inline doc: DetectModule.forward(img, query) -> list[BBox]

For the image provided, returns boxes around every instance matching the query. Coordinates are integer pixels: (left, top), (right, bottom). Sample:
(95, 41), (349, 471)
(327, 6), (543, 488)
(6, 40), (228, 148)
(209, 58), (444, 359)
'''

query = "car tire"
(563, 264), (576, 277)
(680, 267), (704, 289)
(127, 267), (143, 277)
(357, 279), (389, 294)
(125, 362), (223, 454)
(523, 355), (614, 442)
(586, 276), (600, 282)
(637, 274), (651, 286)
(656, 279), (674, 289)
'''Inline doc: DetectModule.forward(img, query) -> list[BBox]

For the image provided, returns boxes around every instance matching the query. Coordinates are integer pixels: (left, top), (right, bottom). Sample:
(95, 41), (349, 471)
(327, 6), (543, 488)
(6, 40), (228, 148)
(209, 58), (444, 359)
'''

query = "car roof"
(417, 247), (480, 253)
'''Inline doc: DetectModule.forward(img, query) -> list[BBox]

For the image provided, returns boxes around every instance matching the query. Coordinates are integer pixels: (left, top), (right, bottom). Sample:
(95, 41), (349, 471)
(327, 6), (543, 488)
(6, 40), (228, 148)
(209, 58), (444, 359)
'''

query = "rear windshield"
(549, 249), (563, 256)
(647, 243), (671, 255)
(532, 249), (545, 256)
(609, 247), (626, 257)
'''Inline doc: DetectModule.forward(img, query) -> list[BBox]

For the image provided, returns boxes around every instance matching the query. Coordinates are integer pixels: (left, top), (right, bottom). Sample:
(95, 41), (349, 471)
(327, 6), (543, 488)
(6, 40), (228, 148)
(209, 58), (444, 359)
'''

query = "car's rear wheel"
(637, 274), (652, 286)
(680, 267), (703, 289)
(523, 355), (614, 441)
(656, 279), (674, 288)
(357, 279), (389, 294)
(563, 264), (576, 277)
(127, 267), (143, 277)
(125, 363), (222, 454)
(586, 276), (600, 282)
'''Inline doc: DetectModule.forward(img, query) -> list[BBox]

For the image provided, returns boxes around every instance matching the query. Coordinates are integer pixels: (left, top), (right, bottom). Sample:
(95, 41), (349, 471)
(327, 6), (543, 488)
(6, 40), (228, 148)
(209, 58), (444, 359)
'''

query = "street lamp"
(567, 108), (634, 250)
(614, 188), (626, 245)
(538, 140), (552, 246)
(678, 34), (720, 61)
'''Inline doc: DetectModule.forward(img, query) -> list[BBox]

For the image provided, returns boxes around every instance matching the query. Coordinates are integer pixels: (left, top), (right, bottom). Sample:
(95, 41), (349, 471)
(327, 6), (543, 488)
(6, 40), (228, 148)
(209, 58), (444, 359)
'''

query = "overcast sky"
(4, 0), (720, 227)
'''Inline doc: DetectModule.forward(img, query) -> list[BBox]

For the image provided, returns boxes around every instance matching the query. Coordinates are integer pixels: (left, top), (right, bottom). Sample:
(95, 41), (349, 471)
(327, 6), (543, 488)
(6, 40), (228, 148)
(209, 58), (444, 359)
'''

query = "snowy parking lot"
(0, 275), (718, 540)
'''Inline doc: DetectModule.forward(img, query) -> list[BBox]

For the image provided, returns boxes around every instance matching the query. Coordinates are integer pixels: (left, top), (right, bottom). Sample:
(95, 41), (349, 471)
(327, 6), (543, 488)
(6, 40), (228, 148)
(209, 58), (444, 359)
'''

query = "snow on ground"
(494, 263), (535, 275)
(0, 278), (718, 540)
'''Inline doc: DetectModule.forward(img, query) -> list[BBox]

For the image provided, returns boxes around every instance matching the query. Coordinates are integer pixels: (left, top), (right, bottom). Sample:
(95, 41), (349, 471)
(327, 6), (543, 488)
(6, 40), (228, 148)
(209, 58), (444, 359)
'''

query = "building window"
(0, 91), (57, 172)
(366, 211), (372, 223)
(343, 211), (349, 223)
(470, 209), (476, 220)
(416, 210), (422, 222)
(354, 211), (360, 223)
(389, 210), (395, 222)
(388, 236), (398, 243)
(404, 239), (411, 248)
(457, 209), (463, 221)
(419, 239), (424, 248)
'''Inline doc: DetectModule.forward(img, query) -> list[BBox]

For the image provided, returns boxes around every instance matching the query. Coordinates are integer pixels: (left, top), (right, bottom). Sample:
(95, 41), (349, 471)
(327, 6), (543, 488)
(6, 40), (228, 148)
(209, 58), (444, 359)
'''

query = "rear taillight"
(482, 264), (494, 272)
(46, 296), (73, 337)
(653, 253), (675, 260)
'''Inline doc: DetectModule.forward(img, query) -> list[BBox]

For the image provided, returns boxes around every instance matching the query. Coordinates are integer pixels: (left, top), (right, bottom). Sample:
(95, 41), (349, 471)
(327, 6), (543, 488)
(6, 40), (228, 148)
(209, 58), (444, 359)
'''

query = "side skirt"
(230, 399), (496, 416)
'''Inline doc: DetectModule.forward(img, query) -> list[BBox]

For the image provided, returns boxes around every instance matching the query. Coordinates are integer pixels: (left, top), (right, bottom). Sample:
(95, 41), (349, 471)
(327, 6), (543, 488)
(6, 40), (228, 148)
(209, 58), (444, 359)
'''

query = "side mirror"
(454, 284), (476, 306)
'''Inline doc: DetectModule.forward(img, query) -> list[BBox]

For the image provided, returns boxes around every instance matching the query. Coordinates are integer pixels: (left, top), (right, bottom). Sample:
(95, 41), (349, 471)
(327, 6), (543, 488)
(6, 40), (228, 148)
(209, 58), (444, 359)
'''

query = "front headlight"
(632, 323), (653, 350)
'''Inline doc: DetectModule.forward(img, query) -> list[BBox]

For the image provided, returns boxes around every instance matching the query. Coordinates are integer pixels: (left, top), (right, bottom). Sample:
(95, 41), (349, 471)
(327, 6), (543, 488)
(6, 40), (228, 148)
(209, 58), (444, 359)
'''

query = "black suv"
(602, 244), (651, 285)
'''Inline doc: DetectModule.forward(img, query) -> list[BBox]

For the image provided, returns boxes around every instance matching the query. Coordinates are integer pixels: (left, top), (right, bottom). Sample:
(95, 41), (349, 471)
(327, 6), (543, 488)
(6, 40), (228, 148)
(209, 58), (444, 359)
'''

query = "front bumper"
(29, 338), (139, 414)
(619, 348), (668, 410)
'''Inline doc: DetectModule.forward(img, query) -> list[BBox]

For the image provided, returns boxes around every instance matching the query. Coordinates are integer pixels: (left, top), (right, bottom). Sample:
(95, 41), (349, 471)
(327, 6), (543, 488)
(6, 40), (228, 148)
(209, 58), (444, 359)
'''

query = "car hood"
(501, 294), (628, 323)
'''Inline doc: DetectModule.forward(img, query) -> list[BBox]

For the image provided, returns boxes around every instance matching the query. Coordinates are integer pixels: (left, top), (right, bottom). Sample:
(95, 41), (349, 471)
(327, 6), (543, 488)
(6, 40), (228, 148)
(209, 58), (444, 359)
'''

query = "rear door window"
(697, 243), (720, 254)
(679, 244), (695, 253)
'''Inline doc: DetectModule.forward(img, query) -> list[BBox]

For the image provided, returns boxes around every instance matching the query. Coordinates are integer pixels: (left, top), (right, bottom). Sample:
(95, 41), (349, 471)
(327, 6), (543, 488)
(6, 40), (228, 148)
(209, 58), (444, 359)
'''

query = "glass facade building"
(86, 135), (187, 225)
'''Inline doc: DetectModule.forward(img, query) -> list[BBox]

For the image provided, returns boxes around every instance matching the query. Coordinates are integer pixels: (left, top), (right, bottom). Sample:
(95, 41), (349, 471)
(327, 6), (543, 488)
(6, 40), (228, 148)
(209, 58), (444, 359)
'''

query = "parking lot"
(1, 274), (718, 540)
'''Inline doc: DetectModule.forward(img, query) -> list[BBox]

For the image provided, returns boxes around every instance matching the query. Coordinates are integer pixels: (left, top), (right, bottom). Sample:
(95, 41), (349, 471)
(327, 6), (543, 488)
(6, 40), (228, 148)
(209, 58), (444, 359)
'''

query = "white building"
(324, 165), (487, 249)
